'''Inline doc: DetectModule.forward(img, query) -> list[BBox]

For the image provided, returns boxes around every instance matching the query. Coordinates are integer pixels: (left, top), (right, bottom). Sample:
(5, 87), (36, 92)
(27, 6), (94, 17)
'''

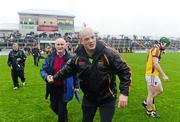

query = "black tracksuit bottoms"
(50, 86), (68, 122)
(82, 96), (116, 122)
(11, 69), (25, 87)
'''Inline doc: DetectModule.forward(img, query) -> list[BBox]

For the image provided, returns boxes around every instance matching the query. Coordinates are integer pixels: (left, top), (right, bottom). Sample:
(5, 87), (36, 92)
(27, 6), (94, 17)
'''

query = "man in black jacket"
(32, 44), (41, 66)
(47, 27), (131, 122)
(7, 43), (26, 89)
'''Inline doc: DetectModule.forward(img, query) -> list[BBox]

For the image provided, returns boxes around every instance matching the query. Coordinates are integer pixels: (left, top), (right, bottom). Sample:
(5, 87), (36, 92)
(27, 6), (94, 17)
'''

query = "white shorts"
(145, 76), (161, 86)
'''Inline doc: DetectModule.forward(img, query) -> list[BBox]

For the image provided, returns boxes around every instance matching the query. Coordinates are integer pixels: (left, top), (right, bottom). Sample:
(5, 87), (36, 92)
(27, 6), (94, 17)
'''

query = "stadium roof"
(0, 23), (19, 31)
(18, 9), (75, 17)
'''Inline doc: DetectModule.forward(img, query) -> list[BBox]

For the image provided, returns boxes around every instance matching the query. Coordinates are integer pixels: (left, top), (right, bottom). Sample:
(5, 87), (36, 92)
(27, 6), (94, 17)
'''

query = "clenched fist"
(47, 75), (54, 83)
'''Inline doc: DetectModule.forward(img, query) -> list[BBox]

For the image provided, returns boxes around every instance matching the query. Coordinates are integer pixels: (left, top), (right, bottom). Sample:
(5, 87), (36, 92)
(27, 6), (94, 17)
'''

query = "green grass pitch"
(0, 53), (180, 122)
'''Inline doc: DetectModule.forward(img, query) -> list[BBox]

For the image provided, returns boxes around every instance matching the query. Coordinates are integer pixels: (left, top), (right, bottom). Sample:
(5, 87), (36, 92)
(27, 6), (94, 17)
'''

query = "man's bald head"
(55, 38), (67, 55)
(79, 27), (96, 54)
(55, 38), (66, 45)
(79, 27), (95, 39)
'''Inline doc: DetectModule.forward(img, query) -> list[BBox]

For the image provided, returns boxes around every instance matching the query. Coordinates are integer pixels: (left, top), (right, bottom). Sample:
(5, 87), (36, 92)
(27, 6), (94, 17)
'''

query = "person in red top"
(40, 38), (78, 122)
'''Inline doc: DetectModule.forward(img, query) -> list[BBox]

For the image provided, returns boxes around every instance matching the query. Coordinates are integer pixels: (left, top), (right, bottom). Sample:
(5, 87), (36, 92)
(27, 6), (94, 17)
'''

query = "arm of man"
(153, 57), (169, 81)
(40, 58), (50, 82)
(7, 52), (12, 67)
(108, 49), (131, 109)
(17, 50), (26, 62)
(52, 56), (78, 83)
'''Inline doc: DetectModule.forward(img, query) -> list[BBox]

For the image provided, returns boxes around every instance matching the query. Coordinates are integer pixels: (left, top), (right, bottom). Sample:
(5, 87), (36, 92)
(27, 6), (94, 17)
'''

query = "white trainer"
(22, 82), (26, 86)
(13, 87), (18, 90)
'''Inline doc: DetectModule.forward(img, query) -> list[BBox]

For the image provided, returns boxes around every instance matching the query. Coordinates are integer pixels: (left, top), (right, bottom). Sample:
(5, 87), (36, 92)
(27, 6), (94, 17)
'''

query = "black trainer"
(146, 111), (160, 119)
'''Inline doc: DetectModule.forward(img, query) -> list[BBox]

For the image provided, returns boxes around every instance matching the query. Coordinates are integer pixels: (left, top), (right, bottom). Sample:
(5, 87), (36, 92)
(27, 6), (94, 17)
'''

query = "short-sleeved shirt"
(145, 47), (160, 76)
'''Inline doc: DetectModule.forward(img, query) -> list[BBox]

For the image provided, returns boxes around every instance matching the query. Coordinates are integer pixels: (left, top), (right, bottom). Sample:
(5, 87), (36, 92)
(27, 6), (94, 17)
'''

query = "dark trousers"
(82, 96), (116, 122)
(11, 69), (25, 87)
(33, 56), (39, 66)
(50, 86), (68, 122)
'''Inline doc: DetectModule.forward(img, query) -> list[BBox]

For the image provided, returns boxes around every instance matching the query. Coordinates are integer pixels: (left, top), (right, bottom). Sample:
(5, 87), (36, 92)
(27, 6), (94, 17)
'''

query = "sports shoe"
(146, 111), (160, 118)
(142, 100), (147, 108)
(142, 100), (156, 111)
(13, 87), (18, 90)
(22, 82), (26, 86)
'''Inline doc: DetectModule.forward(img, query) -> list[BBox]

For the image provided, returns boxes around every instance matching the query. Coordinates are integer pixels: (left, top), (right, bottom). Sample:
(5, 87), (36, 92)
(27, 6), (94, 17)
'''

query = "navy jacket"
(40, 50), (78, 102)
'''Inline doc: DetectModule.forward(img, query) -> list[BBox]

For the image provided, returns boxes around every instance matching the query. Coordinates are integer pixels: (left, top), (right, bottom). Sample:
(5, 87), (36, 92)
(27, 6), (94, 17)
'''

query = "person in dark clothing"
(32, 44), (41, 66)
(40, 38), (78, 122)
(47, 27), (131, 122)
(7, 43), (26, 90)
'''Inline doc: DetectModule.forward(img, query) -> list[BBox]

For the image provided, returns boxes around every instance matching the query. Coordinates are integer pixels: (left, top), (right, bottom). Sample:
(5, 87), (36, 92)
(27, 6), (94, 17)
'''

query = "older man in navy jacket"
(40, 38), (78, 122)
